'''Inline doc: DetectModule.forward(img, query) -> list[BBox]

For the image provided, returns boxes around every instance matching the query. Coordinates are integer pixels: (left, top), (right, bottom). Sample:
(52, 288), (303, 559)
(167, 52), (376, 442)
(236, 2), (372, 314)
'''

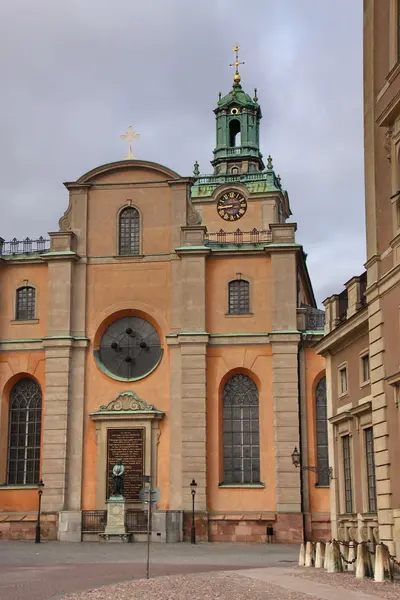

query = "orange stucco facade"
(0, 75), (329, 543)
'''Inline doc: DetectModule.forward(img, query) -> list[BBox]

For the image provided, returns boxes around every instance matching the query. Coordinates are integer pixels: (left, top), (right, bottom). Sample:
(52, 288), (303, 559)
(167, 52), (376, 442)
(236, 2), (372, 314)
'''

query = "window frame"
(342, 434), (353, 514)
(364, 427), (377, 514)
(315, 376), (330, 487)
(6, 378), (42, 486)
(15, 285), (36, 321)
(117, 205), (141, 256)
(221, 373), (260, 486)
(338, 363), (348, 397)
(360, 350), (370, 387)
(227, 278), (251, 316)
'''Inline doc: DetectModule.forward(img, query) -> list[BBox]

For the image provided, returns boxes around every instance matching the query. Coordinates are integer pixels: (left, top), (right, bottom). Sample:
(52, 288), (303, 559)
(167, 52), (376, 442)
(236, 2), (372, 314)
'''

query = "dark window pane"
(342, 435), (353, 513)
(223, 374), (260, 484)
(228, 280), (250, 314)
(315, 377), (329, 486)
(16, 287), (36, 320)
(7, 379), (42, 486)
(365, 428), (377, 513)
(119, 207), (140, 255)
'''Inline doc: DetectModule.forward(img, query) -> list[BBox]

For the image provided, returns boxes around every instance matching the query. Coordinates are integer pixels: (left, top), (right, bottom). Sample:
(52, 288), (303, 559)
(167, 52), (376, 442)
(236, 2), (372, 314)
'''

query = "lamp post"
(291, 446), (333, 481)
(35, 480), (45, 544)
(190, 479), (197, 544)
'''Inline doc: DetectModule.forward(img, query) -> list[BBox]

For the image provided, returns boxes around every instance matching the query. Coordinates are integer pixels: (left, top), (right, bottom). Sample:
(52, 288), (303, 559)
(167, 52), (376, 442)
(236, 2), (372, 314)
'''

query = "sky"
(0, 0), (364, 305)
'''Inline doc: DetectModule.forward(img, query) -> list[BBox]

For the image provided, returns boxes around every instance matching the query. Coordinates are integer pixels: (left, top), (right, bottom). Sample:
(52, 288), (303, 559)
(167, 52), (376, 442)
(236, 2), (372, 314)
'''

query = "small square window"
(361, 354), (370, 384)
(339, 367), (348, 395)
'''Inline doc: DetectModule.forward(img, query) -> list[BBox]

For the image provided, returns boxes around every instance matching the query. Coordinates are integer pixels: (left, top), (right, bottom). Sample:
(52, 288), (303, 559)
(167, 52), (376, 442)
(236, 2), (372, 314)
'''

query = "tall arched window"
(7, 378), (42, 485)
(316, 376), (329, 486)
(16, 286), (36, 320)
(119, 207), (140, 255)
(228, 279), (250, 314)
(223, 374), (260, 484)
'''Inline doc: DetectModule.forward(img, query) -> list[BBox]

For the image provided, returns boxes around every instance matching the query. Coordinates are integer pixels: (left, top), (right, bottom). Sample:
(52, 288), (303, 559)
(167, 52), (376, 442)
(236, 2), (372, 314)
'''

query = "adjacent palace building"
(0, 54), (329, 543)
(315, 2), (400, 559)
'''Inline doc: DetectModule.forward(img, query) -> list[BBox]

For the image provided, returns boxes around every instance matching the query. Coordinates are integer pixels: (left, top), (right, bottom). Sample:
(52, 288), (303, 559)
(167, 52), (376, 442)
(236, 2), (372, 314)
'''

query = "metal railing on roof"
(0, 237), (50, 255)
(204, 228), (272, 247)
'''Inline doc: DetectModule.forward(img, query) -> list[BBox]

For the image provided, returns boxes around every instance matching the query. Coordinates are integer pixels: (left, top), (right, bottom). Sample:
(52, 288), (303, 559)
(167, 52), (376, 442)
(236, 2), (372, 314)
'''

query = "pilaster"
(271, 333), (301, 513)
(367, 297), (394, 551)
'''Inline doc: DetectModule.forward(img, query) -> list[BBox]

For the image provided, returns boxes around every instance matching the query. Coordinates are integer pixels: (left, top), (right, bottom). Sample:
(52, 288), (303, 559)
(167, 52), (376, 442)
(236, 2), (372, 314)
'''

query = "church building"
(0, 53), (329, 543)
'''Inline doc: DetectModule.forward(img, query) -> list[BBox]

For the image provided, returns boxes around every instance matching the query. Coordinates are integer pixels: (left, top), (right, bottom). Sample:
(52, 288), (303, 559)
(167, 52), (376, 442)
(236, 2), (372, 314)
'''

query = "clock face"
(217, 191), (247, 221)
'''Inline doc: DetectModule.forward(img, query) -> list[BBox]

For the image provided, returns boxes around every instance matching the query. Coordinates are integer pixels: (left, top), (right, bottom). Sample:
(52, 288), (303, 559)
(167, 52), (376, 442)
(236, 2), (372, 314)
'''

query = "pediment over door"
(90, 391), (164, 422)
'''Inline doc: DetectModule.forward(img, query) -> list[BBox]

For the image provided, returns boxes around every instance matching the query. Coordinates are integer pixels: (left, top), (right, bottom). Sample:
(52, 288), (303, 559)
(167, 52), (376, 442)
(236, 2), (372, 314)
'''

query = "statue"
(111, 459), (125, 497)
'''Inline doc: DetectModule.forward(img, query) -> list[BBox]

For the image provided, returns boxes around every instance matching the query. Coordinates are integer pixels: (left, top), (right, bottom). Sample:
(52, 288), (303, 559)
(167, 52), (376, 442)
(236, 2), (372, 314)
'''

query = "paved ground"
(59, 567), (400, 600)
(0, 541), (297, 600)
(1, 542), (398, 600)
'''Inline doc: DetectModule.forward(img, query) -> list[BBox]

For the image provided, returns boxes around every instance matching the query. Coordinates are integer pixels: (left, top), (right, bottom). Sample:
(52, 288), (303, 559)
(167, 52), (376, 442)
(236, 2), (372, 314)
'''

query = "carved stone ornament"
(99, 391), (162, 413)
(186, 189), (202, 226)
(348, 527), (358, 542)
(372, 527), (380, 544)
(384, 127), (392, 162)
(58, 201), (72, 232)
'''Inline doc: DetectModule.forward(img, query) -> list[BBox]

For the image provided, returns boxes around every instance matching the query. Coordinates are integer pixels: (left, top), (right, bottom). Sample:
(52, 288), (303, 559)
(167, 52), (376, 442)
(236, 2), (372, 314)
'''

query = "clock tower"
(191, 46), (291, 230)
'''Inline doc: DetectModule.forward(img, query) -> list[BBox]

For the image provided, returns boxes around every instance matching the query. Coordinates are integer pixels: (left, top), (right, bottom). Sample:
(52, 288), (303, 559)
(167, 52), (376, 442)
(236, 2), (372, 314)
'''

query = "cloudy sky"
(0, 0), (363, 305)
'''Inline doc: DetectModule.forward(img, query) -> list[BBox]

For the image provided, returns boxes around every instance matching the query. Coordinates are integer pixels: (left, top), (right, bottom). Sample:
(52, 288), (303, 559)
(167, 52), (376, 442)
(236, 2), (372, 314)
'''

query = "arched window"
(316, 376), (329, 486)
(7, 378), (42, 485)
(16, 286), (36, 320)
(223, 374), (260, 484)
(231, 166), (239, 175)
(228, 279), (250, 314)
(119, 207), (140, 255)
(229, 119), (241, 147)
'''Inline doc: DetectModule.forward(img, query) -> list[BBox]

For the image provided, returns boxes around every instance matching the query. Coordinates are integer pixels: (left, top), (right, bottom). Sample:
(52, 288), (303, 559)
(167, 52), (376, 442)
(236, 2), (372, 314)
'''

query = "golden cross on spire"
(230, 45), (245, 84)
(120, 126), (140, 160)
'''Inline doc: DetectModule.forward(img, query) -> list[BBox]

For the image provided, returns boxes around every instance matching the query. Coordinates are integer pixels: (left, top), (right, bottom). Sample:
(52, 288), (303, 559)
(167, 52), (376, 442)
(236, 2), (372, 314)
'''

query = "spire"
(230, 45), (245, 86)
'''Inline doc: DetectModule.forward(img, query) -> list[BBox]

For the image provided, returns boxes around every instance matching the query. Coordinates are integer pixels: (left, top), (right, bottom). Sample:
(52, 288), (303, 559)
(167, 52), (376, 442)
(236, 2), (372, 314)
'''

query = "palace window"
(342, 435), (353, 513)
(223, 374), (260, 484)
(7, 378), (42, 485)
(361, 354), (370, 384)
(15, 286), (36, 320)
(364, 428), (377, 513)
(315, 377), (329, 486)
(228, 279), (250, 314)
(339, 366), (348, 395)
(119, 207), (140, 255)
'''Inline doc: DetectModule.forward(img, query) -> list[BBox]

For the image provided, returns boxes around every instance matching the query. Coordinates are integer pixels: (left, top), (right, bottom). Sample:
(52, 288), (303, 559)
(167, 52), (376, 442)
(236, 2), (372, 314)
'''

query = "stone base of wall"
(184, 512), (311, 543)
(305, 512), (331, 542)
(0, 512), (58, 541)
(182, 511), (209, 542)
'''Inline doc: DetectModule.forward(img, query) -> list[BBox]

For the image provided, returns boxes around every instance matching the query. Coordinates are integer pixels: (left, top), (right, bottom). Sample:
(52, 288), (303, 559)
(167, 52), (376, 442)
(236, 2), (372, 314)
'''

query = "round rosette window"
(95, 316), (163, 381)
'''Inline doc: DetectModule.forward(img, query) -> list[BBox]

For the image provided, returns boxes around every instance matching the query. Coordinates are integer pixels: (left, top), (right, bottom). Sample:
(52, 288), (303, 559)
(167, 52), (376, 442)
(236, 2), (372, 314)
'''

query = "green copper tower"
(212, 45), (264, 176)
(192, 46), (283, 200)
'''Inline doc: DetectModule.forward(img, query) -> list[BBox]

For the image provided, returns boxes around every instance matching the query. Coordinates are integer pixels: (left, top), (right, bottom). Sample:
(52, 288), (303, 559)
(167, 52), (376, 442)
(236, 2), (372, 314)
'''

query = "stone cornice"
(90, 391), (164, 421)
(314, 306), (368, 356)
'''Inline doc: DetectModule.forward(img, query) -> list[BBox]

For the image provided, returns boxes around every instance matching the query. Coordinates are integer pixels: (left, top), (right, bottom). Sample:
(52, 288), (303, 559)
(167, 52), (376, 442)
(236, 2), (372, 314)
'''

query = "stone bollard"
(298, 543), (305, 566)
(374, 544), (393, 582)
(356, 543), (366, 579)
(315, 542), (325, 568)
(305, 541), (314, 567)
(347, 542), (356, 572)
(356, 543), (373, 579)
(328, 540), (343, 573)
(324, 542), (331, 570)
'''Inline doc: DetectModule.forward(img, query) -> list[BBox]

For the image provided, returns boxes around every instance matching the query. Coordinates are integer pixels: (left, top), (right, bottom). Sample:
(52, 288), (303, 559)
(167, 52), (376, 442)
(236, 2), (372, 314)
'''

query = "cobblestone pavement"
(0, 542), (298, 600)
(58, 567), (400, 600)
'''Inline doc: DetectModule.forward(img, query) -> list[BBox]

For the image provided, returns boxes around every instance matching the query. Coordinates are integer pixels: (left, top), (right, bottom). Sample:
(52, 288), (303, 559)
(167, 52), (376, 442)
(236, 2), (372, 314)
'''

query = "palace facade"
(0, 63), (329, 542)
(315, 1), (400, 559)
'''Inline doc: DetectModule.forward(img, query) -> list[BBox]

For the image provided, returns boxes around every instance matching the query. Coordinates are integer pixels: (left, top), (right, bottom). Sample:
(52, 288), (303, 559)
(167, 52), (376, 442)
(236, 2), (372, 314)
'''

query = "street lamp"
(35, 480), (45, 544)
(291, 446), (333, 480)
(190, 479), (197, 544)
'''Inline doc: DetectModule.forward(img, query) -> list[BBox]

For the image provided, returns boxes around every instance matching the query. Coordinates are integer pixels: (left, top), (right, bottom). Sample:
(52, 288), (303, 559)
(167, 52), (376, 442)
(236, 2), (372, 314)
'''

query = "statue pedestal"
(100, 496), (130, 542)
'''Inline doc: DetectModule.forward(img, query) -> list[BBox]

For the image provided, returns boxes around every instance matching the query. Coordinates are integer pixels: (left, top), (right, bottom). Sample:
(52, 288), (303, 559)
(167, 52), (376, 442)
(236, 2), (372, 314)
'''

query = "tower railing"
(0, 237), (50, 255)
(204, 228), (272, 247)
